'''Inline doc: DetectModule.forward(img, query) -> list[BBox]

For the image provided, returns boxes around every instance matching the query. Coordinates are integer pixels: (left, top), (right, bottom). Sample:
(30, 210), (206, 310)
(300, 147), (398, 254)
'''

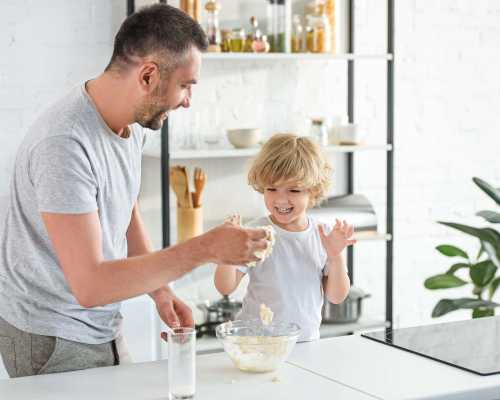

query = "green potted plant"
(424, 177), (500, 318)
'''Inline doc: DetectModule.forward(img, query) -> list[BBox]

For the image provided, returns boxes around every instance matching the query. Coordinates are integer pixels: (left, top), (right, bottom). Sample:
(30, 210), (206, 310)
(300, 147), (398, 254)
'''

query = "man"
(0, 4), (267, 377)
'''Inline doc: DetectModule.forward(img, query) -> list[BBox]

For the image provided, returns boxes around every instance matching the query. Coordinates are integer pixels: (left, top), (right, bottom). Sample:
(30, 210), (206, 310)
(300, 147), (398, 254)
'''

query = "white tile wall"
(0, 0), (499, 369)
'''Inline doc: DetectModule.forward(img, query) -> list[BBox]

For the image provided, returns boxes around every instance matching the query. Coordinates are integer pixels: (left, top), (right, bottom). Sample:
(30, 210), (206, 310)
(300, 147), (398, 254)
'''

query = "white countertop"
(288, 335), (500, 400)
(2, 335), (500, 399)
(0, 352), (373, 400)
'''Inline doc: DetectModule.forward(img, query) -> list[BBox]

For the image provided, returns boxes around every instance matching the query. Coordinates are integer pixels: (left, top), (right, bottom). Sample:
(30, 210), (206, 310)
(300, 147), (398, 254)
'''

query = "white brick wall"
(0, 1), (499, 365)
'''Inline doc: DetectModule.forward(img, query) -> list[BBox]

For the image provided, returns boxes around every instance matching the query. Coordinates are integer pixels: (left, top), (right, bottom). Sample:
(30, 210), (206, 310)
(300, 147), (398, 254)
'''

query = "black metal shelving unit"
(127, 0), (394, 329)
(345, 0), (394, 328)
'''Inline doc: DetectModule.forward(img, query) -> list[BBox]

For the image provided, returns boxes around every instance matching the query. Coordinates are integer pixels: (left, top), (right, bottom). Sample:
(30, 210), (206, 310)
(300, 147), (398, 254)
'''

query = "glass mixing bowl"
(215, 319), (301, 373)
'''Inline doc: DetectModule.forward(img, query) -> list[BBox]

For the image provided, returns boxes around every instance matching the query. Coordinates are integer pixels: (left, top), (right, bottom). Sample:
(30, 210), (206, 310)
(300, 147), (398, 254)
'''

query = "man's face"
(135, 47), (201, 130)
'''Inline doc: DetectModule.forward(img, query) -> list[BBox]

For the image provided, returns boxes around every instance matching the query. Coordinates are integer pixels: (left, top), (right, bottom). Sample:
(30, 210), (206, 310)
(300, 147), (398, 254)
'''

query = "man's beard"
(135, 104), (167, 130)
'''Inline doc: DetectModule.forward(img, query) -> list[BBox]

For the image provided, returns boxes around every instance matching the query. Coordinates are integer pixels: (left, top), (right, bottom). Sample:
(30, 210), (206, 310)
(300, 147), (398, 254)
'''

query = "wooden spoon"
(193, 167), (207, 208)
(170, 166), (189, 208)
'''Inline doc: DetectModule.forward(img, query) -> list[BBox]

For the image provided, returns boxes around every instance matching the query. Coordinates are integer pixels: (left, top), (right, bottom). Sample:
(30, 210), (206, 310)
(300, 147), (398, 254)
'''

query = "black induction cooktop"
(362, 316), (500, 376)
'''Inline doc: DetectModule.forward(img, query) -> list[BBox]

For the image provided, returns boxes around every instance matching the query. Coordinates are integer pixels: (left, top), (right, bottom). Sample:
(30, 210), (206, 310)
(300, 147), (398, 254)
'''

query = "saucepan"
(322, 287), (371, 323)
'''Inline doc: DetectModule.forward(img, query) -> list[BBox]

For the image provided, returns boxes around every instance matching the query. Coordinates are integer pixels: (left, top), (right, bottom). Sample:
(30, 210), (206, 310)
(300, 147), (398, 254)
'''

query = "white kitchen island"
(2, 335), (500, 400)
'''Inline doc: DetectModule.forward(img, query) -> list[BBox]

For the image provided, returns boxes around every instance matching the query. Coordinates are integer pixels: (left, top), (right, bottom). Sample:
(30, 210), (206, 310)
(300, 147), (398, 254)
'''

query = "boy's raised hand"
(319, 219), (357, 258)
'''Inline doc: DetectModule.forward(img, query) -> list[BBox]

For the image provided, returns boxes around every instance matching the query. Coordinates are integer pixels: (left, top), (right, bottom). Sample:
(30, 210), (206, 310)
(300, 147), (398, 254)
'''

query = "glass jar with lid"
(313, 3), (332, 53)
(291, 14), (304, 53)
(305, 14), (315, 53)
(230, 28), (245, 52)
(221, 29), (232, 52)
(309, 117), (328, 146)
(205, 1), (221, 52)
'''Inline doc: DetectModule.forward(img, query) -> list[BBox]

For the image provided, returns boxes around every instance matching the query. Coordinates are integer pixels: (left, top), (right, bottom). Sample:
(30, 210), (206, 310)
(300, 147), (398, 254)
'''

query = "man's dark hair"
(106, 4), (208, 72)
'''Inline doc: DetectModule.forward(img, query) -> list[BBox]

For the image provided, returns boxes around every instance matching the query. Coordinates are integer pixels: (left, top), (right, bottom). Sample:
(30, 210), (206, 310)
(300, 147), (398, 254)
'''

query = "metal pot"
(196, 295), (242, 325)
(322, 287), (371, 323)
(195, 295), (243, 338)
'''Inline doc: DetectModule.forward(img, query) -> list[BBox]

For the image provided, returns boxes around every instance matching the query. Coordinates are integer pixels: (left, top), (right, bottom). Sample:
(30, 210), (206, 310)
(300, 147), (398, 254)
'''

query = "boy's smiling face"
(263, 180), (311, 232)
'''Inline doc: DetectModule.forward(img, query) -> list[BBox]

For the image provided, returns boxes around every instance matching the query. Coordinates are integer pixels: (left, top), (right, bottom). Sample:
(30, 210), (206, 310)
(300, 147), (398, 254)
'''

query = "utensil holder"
(177, 206), (203, 243)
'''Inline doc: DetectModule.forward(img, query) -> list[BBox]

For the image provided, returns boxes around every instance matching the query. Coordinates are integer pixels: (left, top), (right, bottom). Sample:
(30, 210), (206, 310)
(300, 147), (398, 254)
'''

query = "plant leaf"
(436, 245), (468, 259)
(438, 223), (500, 267)
(489, 277), (500, 300)
(477, 210), (500, 224)
(477, 243), (485, 260)
(432, 298), (499, 318)
(446, 263), (470, 275)
(424, 274), (467, 290)
(473, 177), (500, 206)
(472, 308), (495, 318)
(470, 260), (497, 287)
(481, 228), (500, 268)
(438, 222), (496, 243)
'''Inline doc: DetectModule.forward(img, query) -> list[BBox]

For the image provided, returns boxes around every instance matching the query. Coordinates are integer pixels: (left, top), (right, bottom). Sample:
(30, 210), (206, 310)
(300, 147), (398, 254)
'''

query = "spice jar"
(313, 3), (332, 53)
(310, 118), (328, 146)
(230, 28), (245, 52)
(221, 29), (232, 52)
(205, 1), (221, 52)
(325, 0), (336, 54)
(291, 14), (304, 53)
(305, 15), (315, 52)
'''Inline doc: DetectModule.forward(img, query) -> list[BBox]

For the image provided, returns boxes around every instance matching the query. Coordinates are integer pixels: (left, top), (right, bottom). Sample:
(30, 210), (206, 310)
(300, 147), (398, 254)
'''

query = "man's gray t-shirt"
(0, 84), (145, 344)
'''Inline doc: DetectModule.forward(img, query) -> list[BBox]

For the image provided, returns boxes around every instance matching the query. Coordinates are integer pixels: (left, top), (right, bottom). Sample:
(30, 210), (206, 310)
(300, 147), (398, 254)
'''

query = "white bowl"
(227, 128), (261, 149)
(337, 123), (364, 145)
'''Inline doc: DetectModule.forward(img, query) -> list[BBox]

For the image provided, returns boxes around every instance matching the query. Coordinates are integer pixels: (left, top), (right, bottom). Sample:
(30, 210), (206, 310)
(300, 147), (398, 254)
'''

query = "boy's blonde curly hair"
(248, 133), (333, 208)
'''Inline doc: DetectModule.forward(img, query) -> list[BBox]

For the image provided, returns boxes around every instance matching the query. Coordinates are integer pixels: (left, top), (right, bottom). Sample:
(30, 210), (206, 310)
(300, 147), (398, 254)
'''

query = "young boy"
(214, 133), (356, 341)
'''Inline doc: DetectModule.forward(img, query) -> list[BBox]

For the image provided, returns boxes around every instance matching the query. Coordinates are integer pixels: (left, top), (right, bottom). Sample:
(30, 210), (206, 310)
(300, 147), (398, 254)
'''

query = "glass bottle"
(310, 118), (328, 146)
(291, 14), (304, 53)
(267, 0), (276, 52)
(276, 0), (286, 52)
(248, 16), (262, 52)
(205, 1), (221, 52)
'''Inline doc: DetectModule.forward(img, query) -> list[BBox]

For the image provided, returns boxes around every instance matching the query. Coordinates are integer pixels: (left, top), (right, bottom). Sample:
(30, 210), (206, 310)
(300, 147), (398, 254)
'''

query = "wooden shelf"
(353, 231), (392, 242)
(143, 144), (392, 160)
(202, 53), (393, 61)
(198, 218), (390, 244)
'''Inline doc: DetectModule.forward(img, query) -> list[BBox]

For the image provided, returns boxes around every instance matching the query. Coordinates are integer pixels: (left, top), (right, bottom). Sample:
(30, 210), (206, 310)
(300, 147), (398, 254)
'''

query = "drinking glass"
(168, 327), (196, 400)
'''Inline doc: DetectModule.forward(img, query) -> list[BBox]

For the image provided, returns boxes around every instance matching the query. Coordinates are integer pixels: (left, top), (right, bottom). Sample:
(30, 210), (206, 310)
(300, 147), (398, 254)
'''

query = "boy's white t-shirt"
(237, 215), (331, 342)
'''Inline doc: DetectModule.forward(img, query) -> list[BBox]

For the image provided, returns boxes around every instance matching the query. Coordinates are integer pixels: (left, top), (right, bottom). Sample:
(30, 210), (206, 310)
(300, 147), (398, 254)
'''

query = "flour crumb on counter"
(271, 376), (281, 383)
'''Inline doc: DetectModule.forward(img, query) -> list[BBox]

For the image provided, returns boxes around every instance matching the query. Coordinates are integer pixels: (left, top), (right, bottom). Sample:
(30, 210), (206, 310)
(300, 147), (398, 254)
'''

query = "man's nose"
(181, 96), (190, 108)
(182, 88), (192, 108)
